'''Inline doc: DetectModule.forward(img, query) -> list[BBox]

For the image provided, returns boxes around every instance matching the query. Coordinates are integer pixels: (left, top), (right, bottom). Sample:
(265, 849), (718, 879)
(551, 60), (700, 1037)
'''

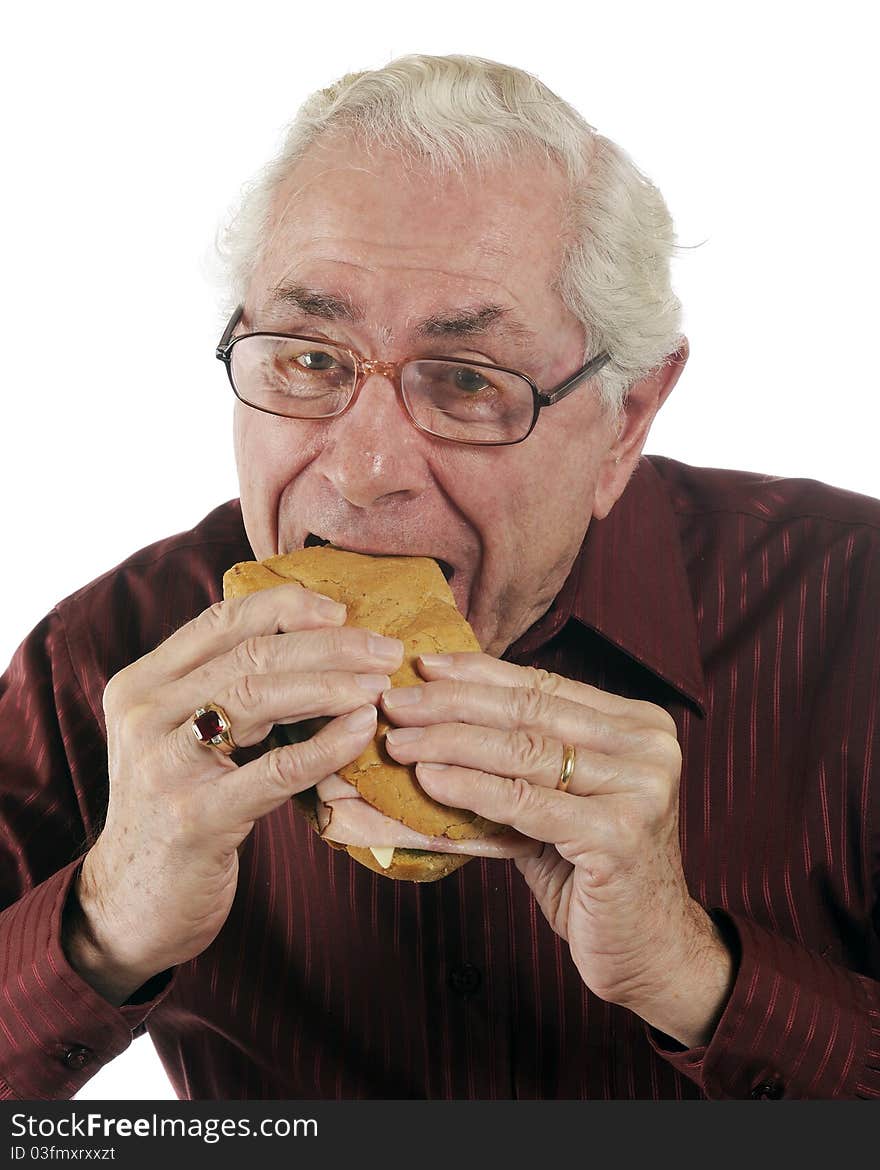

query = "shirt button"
(62, 1045), (93, 1071)
(751, 1076), (785, 1099)
(448, 962), (482, 995)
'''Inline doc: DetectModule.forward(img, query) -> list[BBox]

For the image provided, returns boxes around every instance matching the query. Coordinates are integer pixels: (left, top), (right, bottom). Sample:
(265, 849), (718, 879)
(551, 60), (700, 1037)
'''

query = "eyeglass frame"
(215, 304), (612, 446)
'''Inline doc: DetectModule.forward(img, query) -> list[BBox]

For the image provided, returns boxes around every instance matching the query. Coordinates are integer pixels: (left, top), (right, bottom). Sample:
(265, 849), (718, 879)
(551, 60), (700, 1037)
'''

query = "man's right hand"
(64, 583), (404, 1005)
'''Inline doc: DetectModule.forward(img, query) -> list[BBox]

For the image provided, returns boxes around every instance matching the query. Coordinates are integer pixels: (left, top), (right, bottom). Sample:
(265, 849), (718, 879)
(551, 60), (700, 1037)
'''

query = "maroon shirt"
(1, 456), (879, 1100)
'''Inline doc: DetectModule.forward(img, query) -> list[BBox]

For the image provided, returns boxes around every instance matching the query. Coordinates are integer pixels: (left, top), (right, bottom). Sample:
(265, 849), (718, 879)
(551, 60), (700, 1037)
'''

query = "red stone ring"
(191, 703), (238, 755)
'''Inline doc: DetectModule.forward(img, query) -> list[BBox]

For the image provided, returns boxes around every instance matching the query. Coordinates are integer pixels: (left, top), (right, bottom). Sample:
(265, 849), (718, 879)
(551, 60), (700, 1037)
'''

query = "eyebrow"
(416, 304), (532, 342)
(269, 284), (362, 323)
(268, 283), (535, 346)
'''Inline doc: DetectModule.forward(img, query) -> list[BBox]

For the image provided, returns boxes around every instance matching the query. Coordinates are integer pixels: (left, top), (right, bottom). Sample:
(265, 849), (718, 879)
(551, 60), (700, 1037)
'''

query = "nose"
(317, 371), (433, 509)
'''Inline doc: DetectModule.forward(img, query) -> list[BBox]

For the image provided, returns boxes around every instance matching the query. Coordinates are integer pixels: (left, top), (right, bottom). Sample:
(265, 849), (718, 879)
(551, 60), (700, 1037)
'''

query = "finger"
(168, 670), (391, 750)
(130, 584), (349, 688)
(415, 762), (618, 859)
(417, 652), (675, 731)
(385, 722), (627, 795)
(382, 680), (646, 756)
(207, 705), (379, 826)
(165, 625), (403, 717)
(515, 848), (575, 940)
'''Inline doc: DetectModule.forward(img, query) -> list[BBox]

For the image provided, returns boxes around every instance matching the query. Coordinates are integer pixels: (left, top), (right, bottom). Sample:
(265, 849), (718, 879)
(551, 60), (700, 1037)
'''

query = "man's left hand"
(382, 652), (734, 1048)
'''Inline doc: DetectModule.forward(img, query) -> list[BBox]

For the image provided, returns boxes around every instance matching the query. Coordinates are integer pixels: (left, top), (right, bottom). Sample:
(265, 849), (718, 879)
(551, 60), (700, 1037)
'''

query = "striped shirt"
(1, 455), (879, 1099)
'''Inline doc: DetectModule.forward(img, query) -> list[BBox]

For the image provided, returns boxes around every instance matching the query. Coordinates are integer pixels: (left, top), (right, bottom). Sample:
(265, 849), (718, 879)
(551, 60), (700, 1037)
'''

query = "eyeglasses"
(216, 305), (610, 446)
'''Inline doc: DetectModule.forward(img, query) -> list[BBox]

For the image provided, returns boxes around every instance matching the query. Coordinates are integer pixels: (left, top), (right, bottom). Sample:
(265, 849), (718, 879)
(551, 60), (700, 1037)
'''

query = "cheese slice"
(369, 847), (396, 869)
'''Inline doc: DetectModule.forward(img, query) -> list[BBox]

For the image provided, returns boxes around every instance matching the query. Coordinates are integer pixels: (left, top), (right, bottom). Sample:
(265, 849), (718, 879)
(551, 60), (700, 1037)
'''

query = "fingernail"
(357, 673), (391, 691)
(343, 705), (377, 732)
(382, 686), (422, 708)
(419, 653), (452, 669)
(417, 762), (449, 780)
(385, 726), (423, 745)
(368, 634), (404, 661)
(315, 595), (347, 621)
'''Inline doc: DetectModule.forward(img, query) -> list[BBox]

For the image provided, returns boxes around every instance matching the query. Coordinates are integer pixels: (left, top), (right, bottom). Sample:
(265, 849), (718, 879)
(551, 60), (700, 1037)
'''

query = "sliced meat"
(313, 774), (540, 860)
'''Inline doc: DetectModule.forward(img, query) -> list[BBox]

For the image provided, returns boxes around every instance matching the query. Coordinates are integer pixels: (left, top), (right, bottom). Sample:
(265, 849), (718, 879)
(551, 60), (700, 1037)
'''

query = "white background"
(2, 0), (877, 1099)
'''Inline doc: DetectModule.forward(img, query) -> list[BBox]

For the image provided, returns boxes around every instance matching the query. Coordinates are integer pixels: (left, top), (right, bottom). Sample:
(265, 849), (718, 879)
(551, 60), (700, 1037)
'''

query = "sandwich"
(223, 546), (509, 881)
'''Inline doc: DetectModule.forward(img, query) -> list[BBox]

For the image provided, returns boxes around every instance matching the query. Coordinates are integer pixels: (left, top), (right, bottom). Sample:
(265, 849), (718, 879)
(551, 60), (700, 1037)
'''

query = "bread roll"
(223, 547), (503, 880)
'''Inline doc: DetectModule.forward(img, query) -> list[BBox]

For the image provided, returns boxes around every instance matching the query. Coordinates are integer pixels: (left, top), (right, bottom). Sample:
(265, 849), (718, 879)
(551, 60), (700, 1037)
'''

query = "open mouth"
(304, 533), (454, 582)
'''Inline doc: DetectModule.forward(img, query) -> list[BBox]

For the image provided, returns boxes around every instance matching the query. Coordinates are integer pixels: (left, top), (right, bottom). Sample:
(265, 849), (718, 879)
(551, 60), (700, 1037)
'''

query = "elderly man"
(1, 54), (878, 1102)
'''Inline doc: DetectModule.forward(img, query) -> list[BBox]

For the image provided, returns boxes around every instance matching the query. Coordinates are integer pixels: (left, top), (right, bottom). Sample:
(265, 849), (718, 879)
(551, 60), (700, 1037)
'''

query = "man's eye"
(453, 367), (491, 393)
(296, 350), (338, 371)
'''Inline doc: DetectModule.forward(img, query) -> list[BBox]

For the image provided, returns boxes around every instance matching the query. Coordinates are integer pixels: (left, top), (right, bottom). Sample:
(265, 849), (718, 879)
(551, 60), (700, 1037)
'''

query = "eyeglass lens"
(230, 336), (535, 443)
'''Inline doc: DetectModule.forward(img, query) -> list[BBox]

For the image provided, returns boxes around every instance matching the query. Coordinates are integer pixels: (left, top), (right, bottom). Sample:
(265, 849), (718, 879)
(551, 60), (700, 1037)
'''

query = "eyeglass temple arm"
(216, 304), (245, 359)
(537, 351), (611, 407)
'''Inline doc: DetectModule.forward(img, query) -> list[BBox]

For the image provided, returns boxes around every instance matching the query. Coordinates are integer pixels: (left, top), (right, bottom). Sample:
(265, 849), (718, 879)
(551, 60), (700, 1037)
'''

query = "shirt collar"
(505, 457), (706, 710)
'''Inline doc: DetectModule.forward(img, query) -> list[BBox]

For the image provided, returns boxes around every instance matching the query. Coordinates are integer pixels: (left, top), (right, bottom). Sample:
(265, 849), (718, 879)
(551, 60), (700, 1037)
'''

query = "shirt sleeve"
(648, 908), (880, 1099)
(0, 611), (172, 1100)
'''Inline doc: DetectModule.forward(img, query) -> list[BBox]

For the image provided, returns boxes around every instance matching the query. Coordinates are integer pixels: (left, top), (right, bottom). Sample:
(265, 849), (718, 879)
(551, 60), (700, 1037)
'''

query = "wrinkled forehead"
(247, 133), (573, 337)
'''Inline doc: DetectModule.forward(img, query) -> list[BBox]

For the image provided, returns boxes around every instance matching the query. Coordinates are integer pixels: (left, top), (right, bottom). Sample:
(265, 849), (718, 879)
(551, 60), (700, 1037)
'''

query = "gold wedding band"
(191, 703), (238, 756)
(557, 743), (576, 792)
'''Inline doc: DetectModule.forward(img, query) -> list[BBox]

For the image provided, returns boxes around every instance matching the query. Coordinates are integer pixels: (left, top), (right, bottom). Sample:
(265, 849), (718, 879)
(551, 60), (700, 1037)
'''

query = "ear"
(592, 339), (689, 520)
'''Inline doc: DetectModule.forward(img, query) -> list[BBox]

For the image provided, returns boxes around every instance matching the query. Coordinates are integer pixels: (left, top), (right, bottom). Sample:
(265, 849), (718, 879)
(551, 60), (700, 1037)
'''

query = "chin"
(449, 576), (472, 625)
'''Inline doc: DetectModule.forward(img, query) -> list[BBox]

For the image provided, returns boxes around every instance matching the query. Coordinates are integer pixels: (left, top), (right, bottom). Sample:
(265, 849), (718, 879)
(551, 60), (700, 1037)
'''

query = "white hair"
(217, 54), (683, 412)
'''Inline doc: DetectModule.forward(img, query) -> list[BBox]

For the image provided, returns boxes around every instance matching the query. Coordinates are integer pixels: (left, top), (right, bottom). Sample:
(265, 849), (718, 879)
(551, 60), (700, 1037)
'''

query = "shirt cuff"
(0, 859), (174, 1099)
(648, 908), (880, 1098)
